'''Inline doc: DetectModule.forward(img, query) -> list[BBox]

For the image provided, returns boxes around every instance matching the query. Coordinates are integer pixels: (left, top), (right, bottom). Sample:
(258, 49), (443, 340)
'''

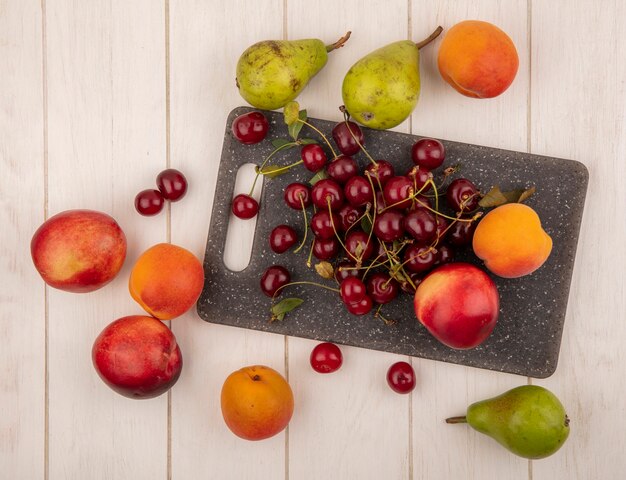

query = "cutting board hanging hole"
(223, 163), (263, 272)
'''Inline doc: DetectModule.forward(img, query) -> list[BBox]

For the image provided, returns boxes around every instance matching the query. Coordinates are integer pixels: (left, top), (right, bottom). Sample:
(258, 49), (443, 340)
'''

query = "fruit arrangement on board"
(30, 19), (574, 459)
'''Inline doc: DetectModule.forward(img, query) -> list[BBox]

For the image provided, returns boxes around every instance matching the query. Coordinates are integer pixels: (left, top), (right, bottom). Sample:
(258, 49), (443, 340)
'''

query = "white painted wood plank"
(46, 1), (168, 478)
(0, 0), (45, 477)
(287, 2), (411, 478)
(410, 2), (530, 478)
(531, 2), (626, 478)
(168, 1), (287, 478)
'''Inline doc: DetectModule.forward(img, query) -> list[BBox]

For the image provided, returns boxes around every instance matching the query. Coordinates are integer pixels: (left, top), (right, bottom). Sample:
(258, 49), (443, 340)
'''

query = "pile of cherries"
(231, 109), (482, 321)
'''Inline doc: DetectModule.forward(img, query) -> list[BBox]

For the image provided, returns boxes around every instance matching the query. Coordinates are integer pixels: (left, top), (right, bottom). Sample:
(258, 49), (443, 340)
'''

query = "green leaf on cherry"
(298, 138), (318, 145)
(256, 164), (288, 178)
(288, 109), (307, 141)
(360, 215), (372, 234)
(271, 138), (294, 149)
(314, 261), (334, 280)
(478, 185), (536, 208)
(309, 169), (328, 185)
(270, 297), (304, 322)
(283, 101), (300, 125)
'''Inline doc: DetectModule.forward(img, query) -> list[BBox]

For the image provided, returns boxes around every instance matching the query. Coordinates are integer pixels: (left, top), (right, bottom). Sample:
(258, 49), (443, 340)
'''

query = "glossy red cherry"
(310, 343), (343, 373)
(269, 225), (297, 253)
(409, 194), (432, 211)
(311, 210), (340, 240)
(373, 210), (405, 242)
(435, 244), (455, 264)
(434, 215), (449, 241)
(337, 204), (363, 232)
(446, 178), (480, 212)
(345, 230), (374, 262)
(326, 156), (358, 184)
(387, 361), (416, 394)
(156, 169), (188, 201)
(365, 160), (395, 188)
(312, 179), (344, 210)
(260, 265), (290, 297)
(411, 138), (445, 170)
(403, 244), (437, 273)
(447, 219), (477, 246)
(135, 189), (165, 216)
(400, 272), (424, 294)
(366, 273), (399, 304)
(344, 176), (374, 207)
(231, 194), (259, 219)
(313, 238), (339, 260)
(406, 166), (433, 193)
(334, 260), (360, 282)
(383, 176), (414, 210)
(332, 121), (364, 156)
(374, 190), (387, 213)
(301, 144), (327, 172)
(284, 182), (312, 209)
(404, 209), (437, 244)
(340, 277), (367, 304)
(231, 111), (269, 144)
(346, 295), (373, 315)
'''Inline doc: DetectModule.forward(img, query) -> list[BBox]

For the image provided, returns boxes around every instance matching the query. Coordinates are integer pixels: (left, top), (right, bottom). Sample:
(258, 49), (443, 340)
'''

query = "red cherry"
(404, 244), (437, 273)
(365, 160), (395, 188)
(231, 194), (259, 219)
(260, 265), (290, 297)
(269, 225), (297, 253)
(406, 166), (433, 193)
(310, 343), (343, 373)
(448, 220), (477, 246)
(366, 273), (399, 304)
(284, 182), (311, 210)
(346, 295), (373, 315)
(313, 238), (339, 260)
(340, 277), (367, 304)
(135, 189), (165, 216)
(311, 210), (340, 240)
(301, 144), (327, 172)
(345, 230), (374, 262)
(232, 111), (269, 144)
(326, 156), (358, 184)
(435, 244), (455, 265)
(344, 176), (374, 207)
(404, 209), (437, 244)
(337, 204), (363, 232)
(446, 178), (480, 212)
(312, 179), (344, 210)
(373, 210), (405, 242)
(387, 361), (416, 394)
(334, 260), (360, 282)
(156, 169), (188, 201)
(383, 176), (414, 210)
(332, 121), (364, 156)
(411, 138), (445, 170)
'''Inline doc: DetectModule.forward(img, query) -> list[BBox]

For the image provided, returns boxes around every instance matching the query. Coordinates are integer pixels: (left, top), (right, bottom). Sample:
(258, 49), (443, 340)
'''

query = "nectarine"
(221, 365), (294, 441)
(438, 20), (519, 98)
(31, 209), (126, 293)
(92, 315), (183, 399)
(129, 243), (204, 320)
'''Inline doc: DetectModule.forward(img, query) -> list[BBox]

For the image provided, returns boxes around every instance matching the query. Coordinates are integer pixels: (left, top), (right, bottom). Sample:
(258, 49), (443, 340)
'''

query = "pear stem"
(326, 31), (352, 52)
(445, 416), (468, 424)
(415, 26), (443, 49)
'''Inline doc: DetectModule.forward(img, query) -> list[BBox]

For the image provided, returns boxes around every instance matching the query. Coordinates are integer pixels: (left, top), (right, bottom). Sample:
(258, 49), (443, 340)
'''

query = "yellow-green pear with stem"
(236, 32), (351, 110)
(446, 385), (570, 459)
(341, 27), (442, 130)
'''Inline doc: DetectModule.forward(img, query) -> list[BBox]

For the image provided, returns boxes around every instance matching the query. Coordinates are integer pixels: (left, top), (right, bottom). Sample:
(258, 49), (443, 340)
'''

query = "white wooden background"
(1, 0), (624, 478)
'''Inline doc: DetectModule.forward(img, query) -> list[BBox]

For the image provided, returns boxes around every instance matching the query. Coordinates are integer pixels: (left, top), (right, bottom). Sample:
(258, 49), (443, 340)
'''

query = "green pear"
(446, 385), (570, 459)
(236, 32), (350, 110)
(341, 27), (442, 130)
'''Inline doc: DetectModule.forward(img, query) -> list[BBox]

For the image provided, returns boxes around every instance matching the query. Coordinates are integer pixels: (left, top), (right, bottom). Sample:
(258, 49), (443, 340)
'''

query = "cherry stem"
(258, 159), (303, 177)
(325, 31), (352, 52)
(364, 174), (378, 252)
(327, 198), (353, 261)
(298, 119), (338, 158)
(415, 26), (443, 49)
(361, 252), (388, 278)
(342, 113), (377, 166)
(293, 197), (309, 253)
(272, 280), (340, 301)
(382, 242), (416, 290)
(374, 306), (396, 326)
(306, 239), (315, 268)
(344, 204), (371, 235)
(445, 416), (468, 424)
(249, 141), (297, 195)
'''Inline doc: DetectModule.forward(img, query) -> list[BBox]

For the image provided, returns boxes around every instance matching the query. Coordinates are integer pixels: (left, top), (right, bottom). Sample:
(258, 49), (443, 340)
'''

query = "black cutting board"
(197, 106), (588, 378)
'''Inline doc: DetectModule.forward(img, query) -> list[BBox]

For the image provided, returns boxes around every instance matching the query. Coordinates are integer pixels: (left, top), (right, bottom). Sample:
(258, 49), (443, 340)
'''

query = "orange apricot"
(472, 203), (552, 278)
(129, 243), (204, 320)
(438, 20), (519, 98)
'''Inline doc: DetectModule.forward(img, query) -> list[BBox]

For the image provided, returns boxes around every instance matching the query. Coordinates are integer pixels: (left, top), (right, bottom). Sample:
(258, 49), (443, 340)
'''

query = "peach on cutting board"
(30, 209), (127, 293)
(472, 203), (552, 278)
(129, 243), (204, 320)
(437, 20), (519, 98)
(221, 365), (294, 441)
